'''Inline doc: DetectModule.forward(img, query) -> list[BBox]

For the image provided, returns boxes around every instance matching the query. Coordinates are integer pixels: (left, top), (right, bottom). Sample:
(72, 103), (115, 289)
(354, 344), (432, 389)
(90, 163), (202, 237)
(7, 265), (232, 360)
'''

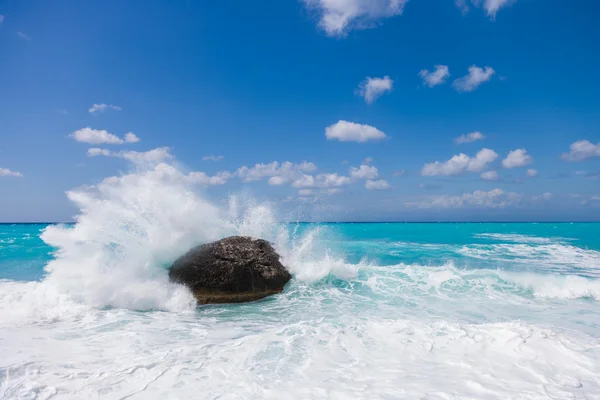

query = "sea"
(1, 169), (600, 399)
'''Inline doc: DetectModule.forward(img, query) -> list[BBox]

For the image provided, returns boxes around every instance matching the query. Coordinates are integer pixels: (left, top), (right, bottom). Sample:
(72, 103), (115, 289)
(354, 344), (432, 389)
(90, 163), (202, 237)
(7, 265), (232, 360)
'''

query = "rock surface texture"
(168, 236), (292, 304)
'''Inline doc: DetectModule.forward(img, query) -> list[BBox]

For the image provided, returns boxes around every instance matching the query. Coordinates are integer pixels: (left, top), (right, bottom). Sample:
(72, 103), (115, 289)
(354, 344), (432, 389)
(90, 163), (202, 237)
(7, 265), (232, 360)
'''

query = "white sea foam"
(475, 232), (558, 244)
(458, 243), (600, 276)
(1, 312), (599, 399)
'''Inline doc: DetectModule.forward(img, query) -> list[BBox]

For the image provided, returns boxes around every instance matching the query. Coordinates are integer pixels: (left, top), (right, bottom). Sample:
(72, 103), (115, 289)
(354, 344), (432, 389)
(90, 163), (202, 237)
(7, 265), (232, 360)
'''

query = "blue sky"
(0, 0), (599, 222)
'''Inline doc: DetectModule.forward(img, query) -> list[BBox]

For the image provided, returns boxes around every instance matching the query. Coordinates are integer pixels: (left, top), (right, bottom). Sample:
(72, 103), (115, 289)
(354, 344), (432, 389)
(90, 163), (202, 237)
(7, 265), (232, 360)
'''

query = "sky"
(0, 0), (599, 222)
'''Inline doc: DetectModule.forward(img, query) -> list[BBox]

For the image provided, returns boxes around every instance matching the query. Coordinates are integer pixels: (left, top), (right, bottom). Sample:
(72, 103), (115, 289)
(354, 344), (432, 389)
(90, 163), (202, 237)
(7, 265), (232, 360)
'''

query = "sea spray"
(34, 161), (351, 312)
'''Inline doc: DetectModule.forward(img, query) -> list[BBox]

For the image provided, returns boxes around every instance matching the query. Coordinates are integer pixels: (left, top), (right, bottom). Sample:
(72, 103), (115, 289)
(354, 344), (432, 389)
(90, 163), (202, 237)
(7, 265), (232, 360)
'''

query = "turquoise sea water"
(2, 221), (600, 399)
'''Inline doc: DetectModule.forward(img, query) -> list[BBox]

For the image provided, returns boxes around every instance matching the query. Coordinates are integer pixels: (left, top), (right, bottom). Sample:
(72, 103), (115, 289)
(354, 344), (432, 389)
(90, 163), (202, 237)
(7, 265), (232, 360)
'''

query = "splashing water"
(15, 162), (347, 313)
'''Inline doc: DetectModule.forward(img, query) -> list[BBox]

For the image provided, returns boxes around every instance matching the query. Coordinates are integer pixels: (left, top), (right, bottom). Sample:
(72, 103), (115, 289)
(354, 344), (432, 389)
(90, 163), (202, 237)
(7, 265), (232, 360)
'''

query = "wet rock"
(168, 236), (291, 304)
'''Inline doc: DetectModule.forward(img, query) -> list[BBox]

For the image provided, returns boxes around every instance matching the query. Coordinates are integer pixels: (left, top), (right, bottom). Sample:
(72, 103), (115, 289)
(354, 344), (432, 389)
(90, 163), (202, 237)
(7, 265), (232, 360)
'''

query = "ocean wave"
(358, 262), (600, 302)
(474, 233), (559, 244)
(457, 243), (600, 276)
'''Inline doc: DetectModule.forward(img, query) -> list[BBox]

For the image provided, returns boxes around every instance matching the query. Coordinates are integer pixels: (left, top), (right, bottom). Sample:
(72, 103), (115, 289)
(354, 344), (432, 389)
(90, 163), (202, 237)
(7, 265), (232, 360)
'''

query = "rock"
(168, 236), (292, 304)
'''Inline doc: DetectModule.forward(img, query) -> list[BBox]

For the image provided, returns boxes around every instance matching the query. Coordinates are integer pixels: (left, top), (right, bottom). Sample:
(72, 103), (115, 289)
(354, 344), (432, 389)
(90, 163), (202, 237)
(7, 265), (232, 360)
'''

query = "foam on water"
(1, 160), (600, 398)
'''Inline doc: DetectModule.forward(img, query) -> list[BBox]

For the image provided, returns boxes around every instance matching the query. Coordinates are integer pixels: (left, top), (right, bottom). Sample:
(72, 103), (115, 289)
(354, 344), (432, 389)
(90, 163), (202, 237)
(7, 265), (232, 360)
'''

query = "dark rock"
(168, 236), (292, 304)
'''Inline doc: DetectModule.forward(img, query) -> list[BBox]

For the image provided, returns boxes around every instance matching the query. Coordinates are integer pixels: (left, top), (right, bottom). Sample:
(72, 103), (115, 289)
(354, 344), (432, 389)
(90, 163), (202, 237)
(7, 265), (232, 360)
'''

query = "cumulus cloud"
(237, 161), (317, 184)
(501, 148), (533, 168)
(303, 0), (407, 37)
(71, 127), (140, 145)
(418, 65), (450, 88)
(406, 188), (521, 209)
(87, 148), (112, 157)
(561, 140), (600, 162)
(186, 171), (232, 186)
(527, 169), (538, 177)
(124, 132), (140, 143)
(349, 164), (379, 180)
(453, 65), (495, 92)
(357, 76), (393, 104)
(292, 173), (351, 189)
(533, 192), (552, 201)
(88, 104), (122, 115)
(202, 155), (224, 161)
(480, 170), (498, 180)
(87, 147), (173, 164)
(422, 148), (498, 176)
(365, 179), (390, 190)
(454, 131), (485, 144)
(325, 120), (387, 142)
(0, 168), (23, 177)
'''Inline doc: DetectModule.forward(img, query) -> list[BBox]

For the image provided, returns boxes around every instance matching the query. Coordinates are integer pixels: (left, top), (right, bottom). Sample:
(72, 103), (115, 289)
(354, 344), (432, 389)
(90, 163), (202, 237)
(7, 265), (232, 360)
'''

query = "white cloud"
(561, 140), (600, 162)
(406, 188), (521, 209)
(292, 173), (351, 188)
(87, 148), (112, 157)
(0, 168), (23, 177)
(117, 148), (173, 163)
(349, 164), (379, 180)
(480, 170), (498, 180)
(88, 104), (106, 114)
(483, 0), (513, 18)
(365, 179), (390, 190)
(453, 65), (495, 92)
(17, 32), (31, 41)
(88, 104), (122, 115)
(71, 127), (140, 145)
(394, 170), (405, 176)
(237, 161), (317, 184)
(468, 148), (498, 171)
(298, 189), (314, 196)
(533, 192), (552, 201)
(363, 157), (373, 164)
(72, 128), (123, 144)
(186, 171), (232, 186)
(422, 148), (498, 176)
(358, 76), (393, 104)
(502, 148), (533, 168)
(124, 132), (140, 143)
(202, 155), (224, 161)
(456, 0), (515, 18)
(325, 120), (387, 142)
(87, 147), (173, 164)
(303, 0), (407, 37)
(0, 15), (4, 24)
(268, 176), (289, 186)
(418, 65), (450, 88)
(454, 131), (485, 144)
(527, 169), (538, 177)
